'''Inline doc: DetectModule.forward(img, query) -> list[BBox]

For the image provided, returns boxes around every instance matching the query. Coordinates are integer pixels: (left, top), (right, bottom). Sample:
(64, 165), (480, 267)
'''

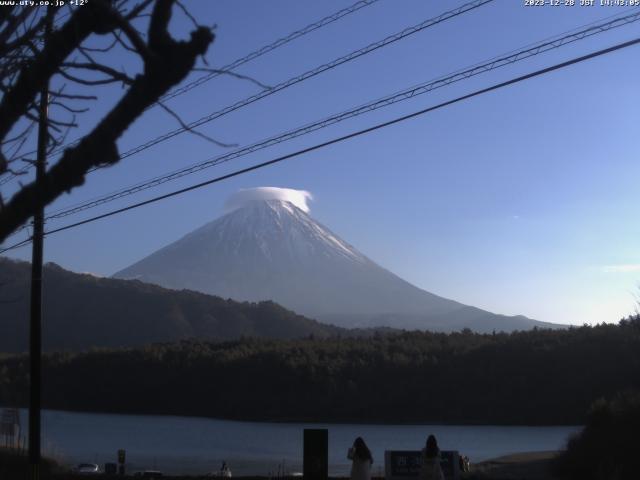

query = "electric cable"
(0, 0), (381, 185)
(108, 0), (494, 163)
(3, 34), (638, 254)
(39, 10), (640, 223)
(1, 0), (494, 187)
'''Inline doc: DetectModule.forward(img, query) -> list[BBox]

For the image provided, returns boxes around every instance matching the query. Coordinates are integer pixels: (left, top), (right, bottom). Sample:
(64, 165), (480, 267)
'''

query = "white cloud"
(224, 187), (313, 213)
(602, 264), (640, 273)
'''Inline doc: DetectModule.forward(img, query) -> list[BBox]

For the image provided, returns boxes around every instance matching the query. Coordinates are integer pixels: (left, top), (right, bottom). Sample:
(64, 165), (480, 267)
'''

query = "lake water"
(17, 409), (581, 476)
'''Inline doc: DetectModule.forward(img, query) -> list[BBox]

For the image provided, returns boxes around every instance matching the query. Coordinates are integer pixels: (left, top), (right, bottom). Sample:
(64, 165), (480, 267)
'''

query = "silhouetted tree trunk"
(0, 0), (214, 243)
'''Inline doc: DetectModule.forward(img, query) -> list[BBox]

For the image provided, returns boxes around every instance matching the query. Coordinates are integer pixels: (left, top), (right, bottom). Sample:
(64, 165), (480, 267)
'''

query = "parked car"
(133, 470), (163, 478)
(73, 463), (101, 475)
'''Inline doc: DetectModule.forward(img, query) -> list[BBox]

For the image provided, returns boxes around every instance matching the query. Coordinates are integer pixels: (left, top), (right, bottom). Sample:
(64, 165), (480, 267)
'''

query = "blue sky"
(2, 0), (640, 326)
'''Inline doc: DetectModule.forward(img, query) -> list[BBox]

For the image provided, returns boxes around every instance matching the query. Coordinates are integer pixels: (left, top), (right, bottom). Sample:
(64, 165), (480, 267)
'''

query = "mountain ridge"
(0, 257), (344, 353)
(114, 197), (562, 332)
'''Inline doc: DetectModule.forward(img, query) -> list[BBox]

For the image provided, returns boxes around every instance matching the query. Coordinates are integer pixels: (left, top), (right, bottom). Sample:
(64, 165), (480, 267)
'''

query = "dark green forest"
(1, 318), (639, 425)
(553, 389), (640, 480)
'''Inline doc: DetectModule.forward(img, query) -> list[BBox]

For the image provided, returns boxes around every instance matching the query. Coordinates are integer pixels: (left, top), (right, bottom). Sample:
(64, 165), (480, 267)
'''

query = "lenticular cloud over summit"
(224, 187), (313, 213)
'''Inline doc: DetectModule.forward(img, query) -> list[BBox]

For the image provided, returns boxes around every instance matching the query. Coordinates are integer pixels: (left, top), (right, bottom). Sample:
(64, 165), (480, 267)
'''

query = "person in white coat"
(420, 435), (444, 480)
(347, 437), (373, 480)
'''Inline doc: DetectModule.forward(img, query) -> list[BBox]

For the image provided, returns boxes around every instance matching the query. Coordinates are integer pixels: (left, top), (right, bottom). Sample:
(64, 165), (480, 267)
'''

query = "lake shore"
(468, 451), (559, 480)
(3, 449), (563, 479)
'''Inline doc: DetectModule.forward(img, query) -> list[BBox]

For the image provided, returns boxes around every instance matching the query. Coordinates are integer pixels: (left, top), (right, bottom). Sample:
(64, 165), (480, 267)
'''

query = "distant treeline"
(1, 318), (639, 425)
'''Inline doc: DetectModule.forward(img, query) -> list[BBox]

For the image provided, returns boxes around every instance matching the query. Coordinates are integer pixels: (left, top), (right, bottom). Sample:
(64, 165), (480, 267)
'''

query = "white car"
(133, 470), (163, 478)
(73, 463), (101, 475)
(206, 469), (232, 477)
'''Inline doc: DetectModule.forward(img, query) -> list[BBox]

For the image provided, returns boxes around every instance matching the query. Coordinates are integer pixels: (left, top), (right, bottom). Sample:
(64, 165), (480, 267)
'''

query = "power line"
(37, 10), (640, 224)
(159, 0), (381, 104)
(0, 236), (33, 254)
(2, 0), (494, 188)
(0, 0), (381, 185)
(3, 34), (638, 254)
(109, 0), (494, 163)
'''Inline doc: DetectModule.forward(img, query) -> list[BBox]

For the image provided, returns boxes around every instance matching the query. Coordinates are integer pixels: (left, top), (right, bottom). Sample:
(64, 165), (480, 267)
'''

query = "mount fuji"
(114, 188), (559, 332)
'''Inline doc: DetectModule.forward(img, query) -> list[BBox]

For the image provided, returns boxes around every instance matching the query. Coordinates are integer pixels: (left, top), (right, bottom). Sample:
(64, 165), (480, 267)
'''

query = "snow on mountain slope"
(114, 189), (558, 332)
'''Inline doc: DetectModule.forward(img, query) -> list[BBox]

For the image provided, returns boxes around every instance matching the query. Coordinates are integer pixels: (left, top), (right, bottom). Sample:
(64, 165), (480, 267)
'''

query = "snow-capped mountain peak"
(114, 187), (553, 332)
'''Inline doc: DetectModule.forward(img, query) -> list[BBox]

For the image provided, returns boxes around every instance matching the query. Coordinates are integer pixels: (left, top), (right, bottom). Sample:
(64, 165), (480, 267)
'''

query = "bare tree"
(0, 0), (215, 243)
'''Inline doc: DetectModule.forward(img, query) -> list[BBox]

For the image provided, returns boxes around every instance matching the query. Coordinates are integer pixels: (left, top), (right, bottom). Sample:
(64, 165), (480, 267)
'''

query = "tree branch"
(0, 1), (214, 243)
(192, 67), (272, 91)
(60, 63), (135, 85)
(0, 1), (112, 144)
(125, 0), (155, 21)
(157, 100), (236, 148)
(49, 90), (98, 101)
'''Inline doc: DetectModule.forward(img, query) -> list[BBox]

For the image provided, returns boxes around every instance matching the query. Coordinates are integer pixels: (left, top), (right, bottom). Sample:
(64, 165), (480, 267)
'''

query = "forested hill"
(0, 257), (343, 352)
(1, 319), (639, 425)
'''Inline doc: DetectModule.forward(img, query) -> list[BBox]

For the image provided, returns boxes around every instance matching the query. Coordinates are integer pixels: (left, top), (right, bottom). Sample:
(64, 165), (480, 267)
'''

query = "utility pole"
(29, 8), (52, 480)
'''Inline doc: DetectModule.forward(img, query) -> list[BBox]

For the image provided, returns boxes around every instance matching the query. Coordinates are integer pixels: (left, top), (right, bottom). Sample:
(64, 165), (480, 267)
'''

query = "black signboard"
(440, 451), (457, 480)
(303, 429), (328, 480)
